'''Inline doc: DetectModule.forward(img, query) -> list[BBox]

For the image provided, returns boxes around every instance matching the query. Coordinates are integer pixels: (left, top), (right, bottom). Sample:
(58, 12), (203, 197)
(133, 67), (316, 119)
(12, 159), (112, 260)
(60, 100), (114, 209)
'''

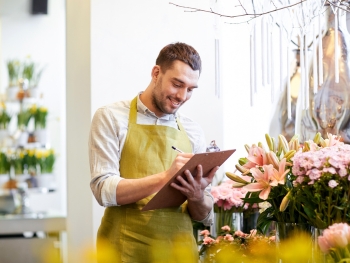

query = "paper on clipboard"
(142, 149), (236, 211)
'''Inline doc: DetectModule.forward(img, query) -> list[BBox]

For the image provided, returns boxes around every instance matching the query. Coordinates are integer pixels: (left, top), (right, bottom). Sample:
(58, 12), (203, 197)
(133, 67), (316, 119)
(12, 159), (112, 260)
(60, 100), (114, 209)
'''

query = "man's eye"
(174, 83), (181, 88)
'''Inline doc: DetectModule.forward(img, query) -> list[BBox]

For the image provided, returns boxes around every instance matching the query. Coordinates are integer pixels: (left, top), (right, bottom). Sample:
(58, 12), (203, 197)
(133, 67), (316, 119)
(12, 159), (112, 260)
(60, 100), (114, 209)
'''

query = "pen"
(171, 146), (184, 153)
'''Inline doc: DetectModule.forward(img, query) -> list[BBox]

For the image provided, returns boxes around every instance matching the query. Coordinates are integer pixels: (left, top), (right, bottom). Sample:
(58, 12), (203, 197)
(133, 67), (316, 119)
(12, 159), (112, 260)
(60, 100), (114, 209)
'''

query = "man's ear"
(151, 65), (161, 82)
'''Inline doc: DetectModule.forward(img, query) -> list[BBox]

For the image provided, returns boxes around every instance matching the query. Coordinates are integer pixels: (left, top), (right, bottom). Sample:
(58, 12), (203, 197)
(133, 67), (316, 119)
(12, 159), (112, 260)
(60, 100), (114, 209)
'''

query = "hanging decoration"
(170, 0), (350, 142)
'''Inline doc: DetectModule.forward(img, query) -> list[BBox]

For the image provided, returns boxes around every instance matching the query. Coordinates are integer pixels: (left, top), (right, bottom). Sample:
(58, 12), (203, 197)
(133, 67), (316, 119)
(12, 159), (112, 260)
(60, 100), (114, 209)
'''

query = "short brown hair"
(156, 42), (202, 75)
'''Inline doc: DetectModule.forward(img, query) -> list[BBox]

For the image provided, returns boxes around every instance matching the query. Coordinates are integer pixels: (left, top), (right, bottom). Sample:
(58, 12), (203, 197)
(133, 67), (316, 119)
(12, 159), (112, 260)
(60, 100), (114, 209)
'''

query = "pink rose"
(224, 234), (234, 242)
(221, 225), (231, 232)
(200, 230), (210, 236)
(203, 236), (216, 245)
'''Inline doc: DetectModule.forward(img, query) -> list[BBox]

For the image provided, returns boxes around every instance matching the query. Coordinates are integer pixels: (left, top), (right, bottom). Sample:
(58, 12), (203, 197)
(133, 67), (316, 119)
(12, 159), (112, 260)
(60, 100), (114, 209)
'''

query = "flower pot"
(29, 86), (40, 98)
(34, 128), (48, 146)
(16, 131), (29, 147)
(0, 129), (8, 142)
(15, 174), (29, 183)
(6, 86), (19, 101)
(36, 173), (55, 189)
(0, 174), (9, 189)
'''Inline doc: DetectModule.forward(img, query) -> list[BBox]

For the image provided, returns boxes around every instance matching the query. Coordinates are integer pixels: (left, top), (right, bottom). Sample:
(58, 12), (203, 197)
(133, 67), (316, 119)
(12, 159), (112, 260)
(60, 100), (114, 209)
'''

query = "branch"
(169, 0), (308, 20)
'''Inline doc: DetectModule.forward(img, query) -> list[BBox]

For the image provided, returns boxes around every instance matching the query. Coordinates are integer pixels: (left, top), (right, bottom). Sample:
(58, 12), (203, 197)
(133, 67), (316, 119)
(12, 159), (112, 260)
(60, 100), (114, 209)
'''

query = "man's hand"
(170, 164), (218, 201)
(170, 164), (219, 221)
(165, 153), (194, 179)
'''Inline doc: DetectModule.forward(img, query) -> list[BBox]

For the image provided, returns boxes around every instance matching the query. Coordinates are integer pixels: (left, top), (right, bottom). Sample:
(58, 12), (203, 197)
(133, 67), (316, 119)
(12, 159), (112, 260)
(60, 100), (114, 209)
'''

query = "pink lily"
(244, 164), (277, 200)
(273, 158), (289, 185)
(243, 145), (268, 169)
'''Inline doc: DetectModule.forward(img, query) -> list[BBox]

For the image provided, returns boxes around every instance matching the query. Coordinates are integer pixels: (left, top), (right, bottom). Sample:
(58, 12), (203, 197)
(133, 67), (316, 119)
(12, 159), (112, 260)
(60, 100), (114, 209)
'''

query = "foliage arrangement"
(6, 57), (44, 88)
(22, 58), (44, 88)
(0, 105), (12, 130)
(291, 134), (350, 229)
(226, 133), (309, 233)
(198, 226), (276, 263)
(36, 148), (55, 174)
(5, 148), (55, 176)
(227, 131), (350, 234)
(7, 59), (21, 87)
(30, 104), (48, 129)
(17, 108), (33, 130)
(0, 151), (10, 175)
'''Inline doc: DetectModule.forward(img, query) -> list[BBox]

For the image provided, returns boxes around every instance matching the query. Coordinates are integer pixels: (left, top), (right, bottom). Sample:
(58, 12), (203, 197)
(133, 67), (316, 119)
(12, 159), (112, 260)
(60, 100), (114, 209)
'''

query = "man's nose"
(176, 88), (187, 101)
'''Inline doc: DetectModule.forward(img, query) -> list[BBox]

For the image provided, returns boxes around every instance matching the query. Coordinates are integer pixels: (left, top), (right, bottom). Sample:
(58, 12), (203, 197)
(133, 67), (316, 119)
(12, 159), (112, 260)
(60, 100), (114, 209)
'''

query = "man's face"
(151, 60), (199, 117)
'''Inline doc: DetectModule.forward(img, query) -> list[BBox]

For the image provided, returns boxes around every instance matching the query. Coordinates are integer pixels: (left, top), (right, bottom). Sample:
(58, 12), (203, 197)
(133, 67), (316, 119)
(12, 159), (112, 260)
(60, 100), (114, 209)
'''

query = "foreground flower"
(318, 223), (350, 263)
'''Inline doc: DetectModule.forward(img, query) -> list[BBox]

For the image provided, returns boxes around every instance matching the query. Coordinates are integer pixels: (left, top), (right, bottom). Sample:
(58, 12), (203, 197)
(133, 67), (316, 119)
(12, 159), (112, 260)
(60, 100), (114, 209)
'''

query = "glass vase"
(275, 222), (312, 263)
(242, 208), (259, 234)
(275, 222), (311, 242)
(311, 227), (326, 263)
(214, 212), (243, 236)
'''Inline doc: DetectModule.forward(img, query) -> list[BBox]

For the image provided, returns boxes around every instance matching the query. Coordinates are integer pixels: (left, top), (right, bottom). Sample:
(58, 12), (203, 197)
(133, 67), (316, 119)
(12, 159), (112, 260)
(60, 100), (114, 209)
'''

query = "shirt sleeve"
(89, 107), (122, 207)
(192, 190), (214, 226)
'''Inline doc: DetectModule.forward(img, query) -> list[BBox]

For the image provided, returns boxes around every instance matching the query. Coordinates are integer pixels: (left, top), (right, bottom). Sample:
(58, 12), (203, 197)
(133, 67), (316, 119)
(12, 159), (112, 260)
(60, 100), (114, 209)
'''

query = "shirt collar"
(137, 92), (177, 121)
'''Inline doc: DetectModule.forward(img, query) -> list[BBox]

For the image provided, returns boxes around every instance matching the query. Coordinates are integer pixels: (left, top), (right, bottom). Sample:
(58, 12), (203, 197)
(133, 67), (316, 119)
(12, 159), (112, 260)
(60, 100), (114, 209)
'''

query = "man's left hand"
(170, 164), (219, 202)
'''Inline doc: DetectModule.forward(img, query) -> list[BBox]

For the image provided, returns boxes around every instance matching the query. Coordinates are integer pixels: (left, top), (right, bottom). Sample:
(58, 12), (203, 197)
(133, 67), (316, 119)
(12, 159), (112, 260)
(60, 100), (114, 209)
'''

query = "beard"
(151, 76), (182, 116)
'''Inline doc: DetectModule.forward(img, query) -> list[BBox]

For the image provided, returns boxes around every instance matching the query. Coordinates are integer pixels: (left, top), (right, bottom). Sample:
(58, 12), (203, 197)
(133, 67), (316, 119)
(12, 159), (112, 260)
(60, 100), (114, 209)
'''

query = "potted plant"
(16, 108), (32, 147)
(35, 148), (55, 189)
(0, 151), (10, 188)
(22, 58), (44, 98)
(8, 149), (29, 183)
(30, 105), (48, 146)
(0, 106), (11, 144)
(6, 59), (20, 101)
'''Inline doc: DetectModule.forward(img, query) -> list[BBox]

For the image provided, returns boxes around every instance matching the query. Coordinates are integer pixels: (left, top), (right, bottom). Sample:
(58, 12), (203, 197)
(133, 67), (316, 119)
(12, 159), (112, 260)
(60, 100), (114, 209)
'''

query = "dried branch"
(169, 0), (309, 20)
(169, 0), (350, 23)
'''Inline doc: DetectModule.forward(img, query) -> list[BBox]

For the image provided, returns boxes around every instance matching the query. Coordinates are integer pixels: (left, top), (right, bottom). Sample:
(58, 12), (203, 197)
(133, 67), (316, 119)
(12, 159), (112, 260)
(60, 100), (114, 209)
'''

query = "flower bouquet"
(318, 223), (350, 262)
(198, 226), (276, 263)
(291, 133), (350, 229)
(226, 133), (310, 234)
(211, 180), (249, 233)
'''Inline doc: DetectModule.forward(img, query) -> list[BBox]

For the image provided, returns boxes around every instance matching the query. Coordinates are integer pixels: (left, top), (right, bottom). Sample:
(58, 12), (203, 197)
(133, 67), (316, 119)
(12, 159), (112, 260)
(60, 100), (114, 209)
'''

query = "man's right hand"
(165, 153), (194, 179)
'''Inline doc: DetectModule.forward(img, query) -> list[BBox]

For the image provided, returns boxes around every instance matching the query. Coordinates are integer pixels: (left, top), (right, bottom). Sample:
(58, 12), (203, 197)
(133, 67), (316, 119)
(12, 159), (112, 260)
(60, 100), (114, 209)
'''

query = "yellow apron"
(97, 97), (198, 263)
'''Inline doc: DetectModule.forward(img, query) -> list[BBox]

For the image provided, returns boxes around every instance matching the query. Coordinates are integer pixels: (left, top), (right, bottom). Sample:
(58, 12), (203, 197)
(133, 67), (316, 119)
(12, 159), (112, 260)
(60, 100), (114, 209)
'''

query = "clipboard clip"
(206, 140), (220, 152)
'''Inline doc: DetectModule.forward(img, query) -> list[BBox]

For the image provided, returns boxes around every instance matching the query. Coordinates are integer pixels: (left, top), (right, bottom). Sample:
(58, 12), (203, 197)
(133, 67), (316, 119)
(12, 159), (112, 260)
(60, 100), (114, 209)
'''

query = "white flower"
(328, 180), (338, 188)
(258, 201), (272, 213)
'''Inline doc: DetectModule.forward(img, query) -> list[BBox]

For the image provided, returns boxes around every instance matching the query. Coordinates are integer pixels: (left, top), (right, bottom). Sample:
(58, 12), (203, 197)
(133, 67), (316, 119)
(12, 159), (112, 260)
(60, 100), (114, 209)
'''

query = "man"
(89, 42), (218, 263)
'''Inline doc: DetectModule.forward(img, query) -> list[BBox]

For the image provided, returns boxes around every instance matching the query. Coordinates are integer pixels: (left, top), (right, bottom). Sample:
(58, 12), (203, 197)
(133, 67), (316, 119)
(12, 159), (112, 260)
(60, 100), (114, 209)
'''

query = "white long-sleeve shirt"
(88, 93), (213, 225)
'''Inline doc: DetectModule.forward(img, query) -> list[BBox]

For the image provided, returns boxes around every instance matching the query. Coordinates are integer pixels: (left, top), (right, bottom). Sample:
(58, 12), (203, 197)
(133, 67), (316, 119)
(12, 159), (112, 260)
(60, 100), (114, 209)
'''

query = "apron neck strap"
(129, 96), (138, 124)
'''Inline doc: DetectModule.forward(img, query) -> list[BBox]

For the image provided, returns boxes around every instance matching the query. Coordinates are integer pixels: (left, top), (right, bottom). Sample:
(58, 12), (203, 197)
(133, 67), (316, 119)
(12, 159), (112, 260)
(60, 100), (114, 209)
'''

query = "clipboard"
(142, 149), (236, 211)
